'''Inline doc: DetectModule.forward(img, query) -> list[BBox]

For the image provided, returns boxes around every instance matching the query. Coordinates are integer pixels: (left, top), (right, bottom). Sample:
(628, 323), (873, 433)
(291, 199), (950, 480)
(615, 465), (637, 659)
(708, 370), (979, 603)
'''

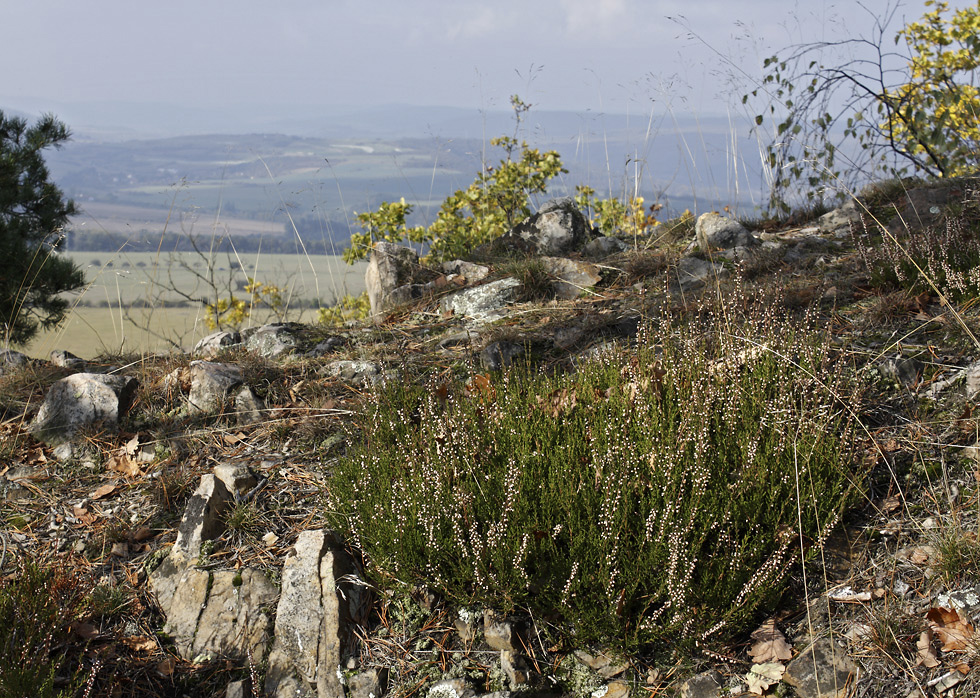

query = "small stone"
(349, 669), (388, 698)
(677, 670), (723, 698)
(783, 639), (857, 698)
(602, 680), (630, 698)
(262, 532), (279, 547)
(483, 611), (517, 652)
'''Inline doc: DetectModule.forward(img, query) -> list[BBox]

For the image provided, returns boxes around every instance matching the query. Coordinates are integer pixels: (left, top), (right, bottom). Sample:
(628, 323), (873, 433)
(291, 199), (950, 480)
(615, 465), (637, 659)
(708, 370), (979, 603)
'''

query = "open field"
(74, 202), (289, 237)
(26, 251), (368, 359)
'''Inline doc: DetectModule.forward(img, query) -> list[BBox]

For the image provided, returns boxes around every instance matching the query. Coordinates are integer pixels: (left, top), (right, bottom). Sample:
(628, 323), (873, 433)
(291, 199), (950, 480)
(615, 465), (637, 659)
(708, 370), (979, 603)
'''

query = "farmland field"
(27, 251), (369, 360)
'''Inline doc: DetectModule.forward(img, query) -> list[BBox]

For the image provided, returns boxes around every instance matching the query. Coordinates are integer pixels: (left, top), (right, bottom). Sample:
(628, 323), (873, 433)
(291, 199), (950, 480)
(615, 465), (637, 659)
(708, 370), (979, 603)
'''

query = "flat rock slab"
(441, 278), (522, 324)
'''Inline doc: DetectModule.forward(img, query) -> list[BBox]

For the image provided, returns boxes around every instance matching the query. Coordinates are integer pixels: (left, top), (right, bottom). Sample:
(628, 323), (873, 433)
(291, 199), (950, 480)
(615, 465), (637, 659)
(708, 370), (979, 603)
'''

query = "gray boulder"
(365, 242), (422, 321)
(783, 639), (858, 698)
(493, 198), (593, 256)
(817, 200), (861, 235)
(481, 341), (525, 371)
(324, 360), (385, 387)
(186, 361), (244, 414)
(29, 373), (138, 457)
(695, 212), (760, 250)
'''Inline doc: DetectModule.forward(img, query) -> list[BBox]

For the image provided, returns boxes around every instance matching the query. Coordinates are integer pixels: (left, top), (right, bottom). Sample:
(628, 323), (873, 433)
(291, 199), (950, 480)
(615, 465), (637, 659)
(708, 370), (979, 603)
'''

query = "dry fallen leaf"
(106, 452), (140, 478)
(916, 629), (941, 668)
(70, 621), (100, 640)
(123, 434), (140, 456)
(121, 635), (157, 653)
(746, 662), (785, 695)
(749, 619), (794, 663)
(156, 657), (176, 676)
(926, 607), (975, 651)
(91, 483), (118, 500)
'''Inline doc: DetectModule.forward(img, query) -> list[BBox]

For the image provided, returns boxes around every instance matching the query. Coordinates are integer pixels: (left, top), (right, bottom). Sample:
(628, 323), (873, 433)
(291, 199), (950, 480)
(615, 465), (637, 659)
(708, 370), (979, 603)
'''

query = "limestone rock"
(186, 361), (244, 414)
(324, 360), (384, 387)
(366, 242), (422, 321)
(695, 212), (759, 250)
(0, 349), (29, 375)
(189, 568), (277, 660)
(573, 650), (628, 679)
(441, 278), (522, 324)
(540, 257), (602, 299)
(493, 198), (593, 256)
(442, 260), (491, 283)
(244, 323), (300, 358)
(672, 257), (728, 293)
(265, 530), (367, 698)
(213, 463), (258, 497)
(783, 639), (858, 698)
(817, 201), (861, 234)
(50, 349), (85, 368)
(583, 236), (628, 259)
(234, 386), (265, 425)
(29, 373), (138, 456)
(480, 341), (525, 371)
(172, 474), (233, 564)
(192, 330), (242, 358)
(677, 670), (723, 698)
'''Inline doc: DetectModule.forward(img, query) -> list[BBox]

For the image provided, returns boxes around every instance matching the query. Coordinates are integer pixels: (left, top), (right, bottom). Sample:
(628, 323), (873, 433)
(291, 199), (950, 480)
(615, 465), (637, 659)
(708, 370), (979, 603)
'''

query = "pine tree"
(0, 110), (85, 346)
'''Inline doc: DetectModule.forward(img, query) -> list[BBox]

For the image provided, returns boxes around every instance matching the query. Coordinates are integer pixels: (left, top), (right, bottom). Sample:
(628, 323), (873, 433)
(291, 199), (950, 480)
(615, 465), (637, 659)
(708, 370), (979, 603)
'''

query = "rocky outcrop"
(264, 530), (367, 698)
(29, 373), (138, 458)
(441, 278), (522, 324)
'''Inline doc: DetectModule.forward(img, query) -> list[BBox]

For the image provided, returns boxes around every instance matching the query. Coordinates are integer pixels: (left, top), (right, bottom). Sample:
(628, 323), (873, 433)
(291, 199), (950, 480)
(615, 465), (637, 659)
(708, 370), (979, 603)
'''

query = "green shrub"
(327, 300), (864, 651)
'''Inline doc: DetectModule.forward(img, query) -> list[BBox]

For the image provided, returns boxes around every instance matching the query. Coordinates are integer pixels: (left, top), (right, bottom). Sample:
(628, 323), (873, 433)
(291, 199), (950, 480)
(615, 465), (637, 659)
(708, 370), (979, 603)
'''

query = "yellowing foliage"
(885, 1), (980, 176)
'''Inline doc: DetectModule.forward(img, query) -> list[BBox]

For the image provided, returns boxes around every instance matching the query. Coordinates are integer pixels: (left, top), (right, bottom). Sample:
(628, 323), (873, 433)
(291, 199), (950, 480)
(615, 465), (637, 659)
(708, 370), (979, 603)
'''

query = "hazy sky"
(0, 0), (963, 131)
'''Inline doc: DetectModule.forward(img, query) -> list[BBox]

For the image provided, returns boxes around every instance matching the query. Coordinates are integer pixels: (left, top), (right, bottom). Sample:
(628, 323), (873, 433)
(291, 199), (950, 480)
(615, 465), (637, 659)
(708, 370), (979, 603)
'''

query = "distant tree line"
(64, 220), (354, 256)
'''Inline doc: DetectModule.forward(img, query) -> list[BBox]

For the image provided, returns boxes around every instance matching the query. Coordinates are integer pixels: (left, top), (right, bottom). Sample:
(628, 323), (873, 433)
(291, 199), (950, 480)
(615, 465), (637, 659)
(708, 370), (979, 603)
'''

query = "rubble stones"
(817, 201), (861, 234)
(493, 198), (593, 256)
(265, 530), (366, 698)
(29, 373), (138, 455)
(0, 349), (28, 374)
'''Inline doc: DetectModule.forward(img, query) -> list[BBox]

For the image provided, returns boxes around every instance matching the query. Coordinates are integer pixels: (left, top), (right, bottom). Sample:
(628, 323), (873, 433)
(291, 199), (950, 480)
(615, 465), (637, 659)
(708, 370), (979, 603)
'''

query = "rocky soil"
(2, 186), (980, 698)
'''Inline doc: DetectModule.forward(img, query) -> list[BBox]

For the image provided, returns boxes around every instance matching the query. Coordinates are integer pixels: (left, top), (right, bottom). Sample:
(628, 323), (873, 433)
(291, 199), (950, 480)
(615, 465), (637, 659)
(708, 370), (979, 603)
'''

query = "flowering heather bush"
(328, 300), (863, 651)
(858, 208), (980, 301)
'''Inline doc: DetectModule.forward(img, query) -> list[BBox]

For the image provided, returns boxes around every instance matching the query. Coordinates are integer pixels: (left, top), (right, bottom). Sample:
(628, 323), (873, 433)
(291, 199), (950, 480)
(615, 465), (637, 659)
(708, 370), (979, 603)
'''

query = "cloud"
(560, 0), (629, 38)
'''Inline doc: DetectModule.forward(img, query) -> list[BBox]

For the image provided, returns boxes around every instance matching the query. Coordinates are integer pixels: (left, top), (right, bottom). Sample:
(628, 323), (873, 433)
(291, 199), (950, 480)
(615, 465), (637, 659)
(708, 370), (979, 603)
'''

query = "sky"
(1, 0), (963, 135)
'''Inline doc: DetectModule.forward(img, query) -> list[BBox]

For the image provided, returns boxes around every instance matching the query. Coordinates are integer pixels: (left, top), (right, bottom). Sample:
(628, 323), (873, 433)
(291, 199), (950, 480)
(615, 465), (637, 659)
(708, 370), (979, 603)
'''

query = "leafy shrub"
(317, 292), (371, 326)
(750, 1), (980, 212)
(328, 299), (863, 651)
